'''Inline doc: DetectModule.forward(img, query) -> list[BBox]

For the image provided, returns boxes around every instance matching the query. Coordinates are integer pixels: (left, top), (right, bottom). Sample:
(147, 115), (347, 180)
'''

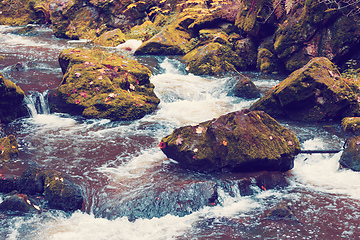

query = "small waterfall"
(24, 90), (50, 117)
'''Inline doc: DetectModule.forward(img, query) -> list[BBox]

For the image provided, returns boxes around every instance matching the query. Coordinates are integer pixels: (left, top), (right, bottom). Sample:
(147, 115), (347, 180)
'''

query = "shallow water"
(1, 25), (360, 240)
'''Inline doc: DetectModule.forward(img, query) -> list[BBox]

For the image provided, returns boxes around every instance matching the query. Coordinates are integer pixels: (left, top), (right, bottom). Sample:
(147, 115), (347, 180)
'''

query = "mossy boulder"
(0, 135), (19, 163)
(0, 73), (28, 123)
(234, 37), (258, 70)
(93, 29), (126, 47)
(250, 57), (360, 121)
(19, 166), (84, 211)
(49, 48), (160, 121)
(159, 109), (301, 172)
(182, 42), (243, 76)
(0, 0), (37, 25)
(342, 117), (360, 135)
(229, 75), (261, 99)
(339, 136), (360, 171)
(257, 48), (281, 74)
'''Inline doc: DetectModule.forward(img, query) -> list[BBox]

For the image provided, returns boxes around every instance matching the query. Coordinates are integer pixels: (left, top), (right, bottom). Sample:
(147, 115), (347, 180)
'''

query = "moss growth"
(0, 0), (37, 25)
(251, 57), (360, 121)
(257, 48), (279, 73)
(0, 135), (18, 163)
(182, 42), (243, 76)
(160, 109), (300, 172)
(341, 117), (360, 134)
(50, 48), (160, 121)
(93, 29), (126, 47)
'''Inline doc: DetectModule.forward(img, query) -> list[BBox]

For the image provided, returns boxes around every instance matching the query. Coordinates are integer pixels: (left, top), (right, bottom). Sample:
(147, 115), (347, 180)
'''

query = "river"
(1, 24), (360, 239)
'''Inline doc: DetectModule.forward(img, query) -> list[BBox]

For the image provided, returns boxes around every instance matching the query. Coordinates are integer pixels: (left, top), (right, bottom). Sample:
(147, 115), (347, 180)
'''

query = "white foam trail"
(116, 39), (143, 52)
(291, 138), (360, 199)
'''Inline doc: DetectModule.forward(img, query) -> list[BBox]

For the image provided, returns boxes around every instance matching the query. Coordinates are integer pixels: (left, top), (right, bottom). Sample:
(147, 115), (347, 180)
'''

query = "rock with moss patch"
(0, 0), (37, 25)
(250, 57), (360, 121)
(229, 75), (261, 99)
(342, 117), (360, 134)
(49, 48), (160, 121)
(159, 109), (300, 172)
(0, 135), (19, 163)
(0, 73), (28, 123)
(93, 29), (126, 47)
(257, 48), (281, 74)
(339, 136), (360, 171)
(183, 42), (243, 76)
(234, 37), (257, 70)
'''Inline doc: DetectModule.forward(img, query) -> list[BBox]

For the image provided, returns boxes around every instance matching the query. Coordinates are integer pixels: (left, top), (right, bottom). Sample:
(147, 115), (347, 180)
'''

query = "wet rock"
(9, 61), (39, 71)
(339, 136), (360, 171)
(0, 174), (20, 193)
(93, 29), (126, 47)
(97, 180), (218, 221)
(229, 75), (261, 99)
(49, 48), (160, 121)
(250, 57), (360, 122)
(0, 73), (29, 123)
(160, 109), (301, 172)
(0, 193), (40, 213)
(342, 117), (360, 135)
(234, 37), (257, 70)
(19, 166), (45, 195)
(43, 170), (83, 212)
(13, 25), (38, 36)
(254, 171), (289, 190)
(183, 42), (242, 76)
(264, 203), (297, 221)
(0, 135), (19, 163)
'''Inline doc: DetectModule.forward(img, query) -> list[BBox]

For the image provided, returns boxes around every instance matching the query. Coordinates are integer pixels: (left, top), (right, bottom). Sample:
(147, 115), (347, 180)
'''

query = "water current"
(1, 25), (360, 239)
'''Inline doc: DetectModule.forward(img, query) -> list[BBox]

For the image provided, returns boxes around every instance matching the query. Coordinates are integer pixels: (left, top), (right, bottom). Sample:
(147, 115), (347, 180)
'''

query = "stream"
(1, 24), (360, 239)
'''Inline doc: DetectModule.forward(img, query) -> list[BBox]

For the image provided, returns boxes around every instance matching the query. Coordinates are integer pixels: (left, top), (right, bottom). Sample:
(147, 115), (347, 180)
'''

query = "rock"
(0, 135), (19, 163)
(93, 29), (126, 47)
(0, 0), (37, 26)
(43, 170), (83, 212)
(0, 193), (40, 213)
(97, 180), (218, 221)
(339, 136), (360, 171)
(264, 203), (297, 221)
(229, 75), (261, 99)
(257, 48), (281, 74)
(9, 61), (39, 71)
(342, 117), (360, 135)
(0, 73), (29, 123)
(13, 25), (38, 36)
(160, 109), (301, 172)
(49, 48), (160, 121)
(234, 37), (257, 70)
(182, 42), (242, 76)
(135, 19), (195, 55)
(0, 174), (20, 193)
(250, 57), (360, 122)
(19, 166), (45, 195)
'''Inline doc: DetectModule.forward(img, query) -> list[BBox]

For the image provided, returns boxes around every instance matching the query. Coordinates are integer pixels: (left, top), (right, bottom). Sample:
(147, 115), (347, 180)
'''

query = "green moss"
(342, 117), (360, 134)
(50, 48), (159, 121)
(0, 135), (19, 163)
(0, 0), (37, 25)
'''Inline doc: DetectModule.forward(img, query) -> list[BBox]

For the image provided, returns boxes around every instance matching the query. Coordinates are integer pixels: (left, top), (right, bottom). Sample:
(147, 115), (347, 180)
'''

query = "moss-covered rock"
(125, 20), (161, 41)
(93, 29), (126, 47)
(257, 48), (281, 74)
(229, 75), (261, 99)
(160, 109), (301, 172)
(234, 37), (257, 70)
(341, 117), (360, 135)
(49, 48), (160, 121)
(0, 73), (28, 123)
(250, 57), (360, 121)
(0, 135), (19, 163)
(339, 135), (360, 171)
(0, 0), (37, 25)
(182, 42), (243, 76)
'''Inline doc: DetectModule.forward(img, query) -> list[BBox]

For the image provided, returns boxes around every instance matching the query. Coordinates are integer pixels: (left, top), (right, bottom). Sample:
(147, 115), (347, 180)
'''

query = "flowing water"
(1, 25), (360, 239)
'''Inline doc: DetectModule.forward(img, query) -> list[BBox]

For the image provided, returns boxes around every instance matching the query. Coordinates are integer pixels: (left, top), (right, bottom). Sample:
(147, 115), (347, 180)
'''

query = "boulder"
(182, 42), (243, 76)
(0, 0), (36, 25)
(234, 37), (257, 70)
(0, 135), (19, 163)
(342, 117), (360, 135)
(0, 174), (20, 193)
(93, 29), (126, 47)
(257, 48), (281, 74)
(250, 57), (360, 122)
(0, 73), (29, 123)
(339, 136), (360, 171)
(49, 48), (160, 121)
(160, 109), (301, 172)
(0, 193), (40, 213)
(229, 75), (261, 99)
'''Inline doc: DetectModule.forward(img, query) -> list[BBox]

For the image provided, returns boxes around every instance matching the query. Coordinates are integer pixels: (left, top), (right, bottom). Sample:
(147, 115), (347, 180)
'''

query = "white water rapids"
(1, 25), (360, 239)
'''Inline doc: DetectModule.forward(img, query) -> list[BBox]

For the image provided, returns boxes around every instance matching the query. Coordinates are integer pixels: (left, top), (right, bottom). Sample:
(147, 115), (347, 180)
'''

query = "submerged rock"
(339, 136), (360, 171)
(0, 135), (19, 163)
(49, 48), (160, 121)
(250, 57), (360, 122)
(264, 203), (297, 221)
(160, 109), (300, 172)
(0, 73), (28, 123)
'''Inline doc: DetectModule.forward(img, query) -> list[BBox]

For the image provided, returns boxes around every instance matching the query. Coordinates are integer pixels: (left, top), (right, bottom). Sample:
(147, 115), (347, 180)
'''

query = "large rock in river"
(0, 73), (28, 123)
(339, 135), (360, 171)
(49, 48), (160, 121)
(250, 57), (360, 121)
(160, 109), (300, 172)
